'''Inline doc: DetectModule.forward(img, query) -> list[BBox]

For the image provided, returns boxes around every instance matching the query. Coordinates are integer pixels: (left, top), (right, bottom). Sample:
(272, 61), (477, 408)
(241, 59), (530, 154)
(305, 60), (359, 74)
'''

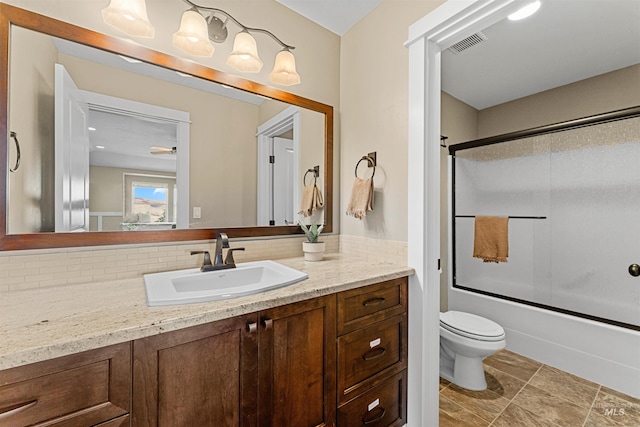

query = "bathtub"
(449, 286), (640, 399)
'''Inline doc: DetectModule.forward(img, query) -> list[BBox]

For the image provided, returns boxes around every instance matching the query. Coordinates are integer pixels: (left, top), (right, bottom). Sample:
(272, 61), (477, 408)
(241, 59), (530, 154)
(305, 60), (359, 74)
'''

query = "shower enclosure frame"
(449, 105), (640, 332)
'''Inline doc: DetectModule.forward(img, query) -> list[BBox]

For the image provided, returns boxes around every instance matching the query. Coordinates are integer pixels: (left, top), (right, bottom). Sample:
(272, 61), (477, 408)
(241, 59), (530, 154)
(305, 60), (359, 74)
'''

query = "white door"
(272, 137), (295, 225)
(55, 64), (90, 232)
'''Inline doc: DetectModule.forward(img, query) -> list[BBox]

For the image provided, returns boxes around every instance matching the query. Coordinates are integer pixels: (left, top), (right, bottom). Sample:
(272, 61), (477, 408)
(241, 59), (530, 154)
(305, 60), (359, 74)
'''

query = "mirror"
(0, 4), (333, 250)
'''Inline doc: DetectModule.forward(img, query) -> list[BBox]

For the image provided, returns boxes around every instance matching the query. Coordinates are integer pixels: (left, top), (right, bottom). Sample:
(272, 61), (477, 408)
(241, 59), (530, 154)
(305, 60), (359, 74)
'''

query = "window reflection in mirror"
(7, 24), (325, 234)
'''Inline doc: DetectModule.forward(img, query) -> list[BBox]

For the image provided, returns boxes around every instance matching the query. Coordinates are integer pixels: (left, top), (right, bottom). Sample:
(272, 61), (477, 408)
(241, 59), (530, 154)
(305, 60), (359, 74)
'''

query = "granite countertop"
(0, 253), (413, 370)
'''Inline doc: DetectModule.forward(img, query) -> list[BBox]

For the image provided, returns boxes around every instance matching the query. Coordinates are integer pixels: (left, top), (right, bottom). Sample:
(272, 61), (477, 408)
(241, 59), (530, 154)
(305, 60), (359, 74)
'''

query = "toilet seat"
(440, 311), (505, 342)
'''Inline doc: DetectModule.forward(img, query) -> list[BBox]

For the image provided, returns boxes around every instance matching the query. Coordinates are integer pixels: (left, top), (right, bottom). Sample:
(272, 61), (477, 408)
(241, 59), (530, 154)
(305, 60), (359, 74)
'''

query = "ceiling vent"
(448, 32), (487, 54)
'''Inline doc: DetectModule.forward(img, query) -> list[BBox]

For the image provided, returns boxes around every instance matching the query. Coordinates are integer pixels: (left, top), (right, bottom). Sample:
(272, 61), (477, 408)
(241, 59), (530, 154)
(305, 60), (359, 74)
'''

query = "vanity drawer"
(0, 343), (130, 427)
(337, 314), (406, 402)
(337, 370), (407, 427)
(337, 277), (407, 335)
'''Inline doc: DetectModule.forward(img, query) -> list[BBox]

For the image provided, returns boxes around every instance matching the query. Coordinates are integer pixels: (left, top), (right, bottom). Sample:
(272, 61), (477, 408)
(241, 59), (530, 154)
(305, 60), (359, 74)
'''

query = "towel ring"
(303, 169), (317, 186)
(355, 156), (376, 178)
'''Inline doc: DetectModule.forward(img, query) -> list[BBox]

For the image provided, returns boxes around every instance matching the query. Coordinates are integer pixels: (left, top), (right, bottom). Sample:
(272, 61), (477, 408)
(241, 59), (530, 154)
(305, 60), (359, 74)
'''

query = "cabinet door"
(0, 343), (130, 427)
(132, 314), (258, 427)
(258, 295), (337, 427)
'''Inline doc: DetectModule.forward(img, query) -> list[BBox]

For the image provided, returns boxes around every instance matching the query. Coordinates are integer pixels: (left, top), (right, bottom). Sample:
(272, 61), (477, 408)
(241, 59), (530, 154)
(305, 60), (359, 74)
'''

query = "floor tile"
(440, 382), (510, 423)
(439, 394), (490, 427)
(483, 349), (542, 382)
(584, 410), (629, 427)
(600, 386), (640, 406)
(511, 384), (590, 426)
(484, 364), (527, 401)
(528, 365), (599, 407)
(591, 389), (640, 426)
(491, 402), (562, 427)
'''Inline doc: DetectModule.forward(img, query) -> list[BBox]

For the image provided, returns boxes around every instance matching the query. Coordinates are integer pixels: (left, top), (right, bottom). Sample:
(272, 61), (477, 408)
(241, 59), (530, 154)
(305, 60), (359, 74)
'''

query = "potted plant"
(299, 220), (325, 261)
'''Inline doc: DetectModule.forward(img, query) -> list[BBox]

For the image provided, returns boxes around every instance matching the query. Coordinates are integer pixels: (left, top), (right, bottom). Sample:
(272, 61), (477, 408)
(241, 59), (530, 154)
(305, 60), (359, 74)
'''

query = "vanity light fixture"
(101, 0), (300, 85)
(508, 0), (542, 21)
(102, 0), (155, 38)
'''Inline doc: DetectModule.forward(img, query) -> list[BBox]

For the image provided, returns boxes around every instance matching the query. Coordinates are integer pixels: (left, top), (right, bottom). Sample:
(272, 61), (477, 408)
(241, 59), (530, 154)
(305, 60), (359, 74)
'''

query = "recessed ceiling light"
(88, 127), (97, 131)
(96, 145), (105, 149)
(508, 1), (541, 21)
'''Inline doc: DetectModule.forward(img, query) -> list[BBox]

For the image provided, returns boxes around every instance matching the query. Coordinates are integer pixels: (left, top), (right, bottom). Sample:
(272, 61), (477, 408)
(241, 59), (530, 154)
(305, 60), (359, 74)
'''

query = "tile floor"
(439, 349), (640, 426)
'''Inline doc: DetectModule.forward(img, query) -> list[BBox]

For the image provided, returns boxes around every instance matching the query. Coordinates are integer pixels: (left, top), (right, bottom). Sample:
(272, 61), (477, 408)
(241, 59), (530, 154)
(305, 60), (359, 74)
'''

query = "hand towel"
(473, 216), (509, 263)
(300, 184), (324, 217)
(346, 177), (374, 219)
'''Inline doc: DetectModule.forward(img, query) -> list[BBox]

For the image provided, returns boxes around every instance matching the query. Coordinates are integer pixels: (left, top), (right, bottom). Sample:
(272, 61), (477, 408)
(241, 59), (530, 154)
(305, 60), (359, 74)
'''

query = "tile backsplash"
(0, 234), (406, 292)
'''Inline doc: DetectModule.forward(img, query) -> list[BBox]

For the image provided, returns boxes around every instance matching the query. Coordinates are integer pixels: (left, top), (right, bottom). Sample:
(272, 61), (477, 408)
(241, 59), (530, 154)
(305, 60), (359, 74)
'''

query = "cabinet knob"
(246, 322), (258, 334)
(629, 264), (640, 277)
(261, 318), (273, 330)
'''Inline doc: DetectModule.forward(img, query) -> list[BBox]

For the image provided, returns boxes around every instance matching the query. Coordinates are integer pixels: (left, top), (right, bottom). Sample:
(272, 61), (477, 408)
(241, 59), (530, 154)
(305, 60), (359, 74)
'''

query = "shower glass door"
(451, 111), (640, 329)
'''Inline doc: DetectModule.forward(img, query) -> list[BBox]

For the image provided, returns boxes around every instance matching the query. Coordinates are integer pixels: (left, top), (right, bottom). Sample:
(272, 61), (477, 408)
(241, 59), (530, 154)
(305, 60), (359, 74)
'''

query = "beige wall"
(478, 64), (640, 138)
(8, 26), (56, 233)
(339, 1), (446, 241)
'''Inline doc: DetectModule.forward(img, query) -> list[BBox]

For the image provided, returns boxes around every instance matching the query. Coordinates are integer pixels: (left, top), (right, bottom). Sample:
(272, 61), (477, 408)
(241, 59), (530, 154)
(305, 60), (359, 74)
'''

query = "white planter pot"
(302, 241), (325, 261)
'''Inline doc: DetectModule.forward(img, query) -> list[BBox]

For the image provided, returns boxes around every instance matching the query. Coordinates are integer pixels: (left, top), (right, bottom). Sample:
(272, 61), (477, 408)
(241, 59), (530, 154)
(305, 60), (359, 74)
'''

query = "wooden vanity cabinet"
(0, 277), (408, 427)
(0, 342), (131, 427)
(336, 277), (408, 427)
(132, 294), (336, 427)
(132, 314), (258, 427)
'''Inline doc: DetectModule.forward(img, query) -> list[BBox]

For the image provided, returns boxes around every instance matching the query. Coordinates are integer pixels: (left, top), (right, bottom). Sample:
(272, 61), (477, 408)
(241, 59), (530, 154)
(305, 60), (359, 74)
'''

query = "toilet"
(439, 311), (506, 391)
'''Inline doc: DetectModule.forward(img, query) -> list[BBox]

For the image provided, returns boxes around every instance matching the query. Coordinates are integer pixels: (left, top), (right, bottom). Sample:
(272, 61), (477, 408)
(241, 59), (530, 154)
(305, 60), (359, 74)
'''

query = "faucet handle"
(190, 250), (212, 270)
(224, 248), (245, 266)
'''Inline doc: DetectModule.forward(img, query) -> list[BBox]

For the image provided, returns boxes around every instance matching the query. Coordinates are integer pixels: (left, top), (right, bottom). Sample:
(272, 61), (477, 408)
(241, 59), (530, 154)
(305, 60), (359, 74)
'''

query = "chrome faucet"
(190, 232), (245, 272)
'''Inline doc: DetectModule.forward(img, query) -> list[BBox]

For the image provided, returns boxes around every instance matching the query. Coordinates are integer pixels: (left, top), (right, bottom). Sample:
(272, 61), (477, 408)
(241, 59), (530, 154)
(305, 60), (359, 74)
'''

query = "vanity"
(0, 255), (411, 427)
(0, 4), (410, 425)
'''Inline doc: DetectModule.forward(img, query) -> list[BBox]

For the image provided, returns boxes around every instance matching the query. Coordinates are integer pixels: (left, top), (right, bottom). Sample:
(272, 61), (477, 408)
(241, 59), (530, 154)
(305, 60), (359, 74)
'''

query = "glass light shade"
(227, 31), (263, 72)
(269, 49), (301, 86)
(172, 9), (214, 57)
(508, 1), (541, 20)
(101, 0), (155, 38)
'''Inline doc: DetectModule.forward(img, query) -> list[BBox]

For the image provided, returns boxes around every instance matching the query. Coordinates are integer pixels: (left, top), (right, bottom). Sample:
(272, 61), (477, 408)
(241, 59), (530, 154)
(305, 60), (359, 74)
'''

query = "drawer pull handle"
(362, 406), (386, 425)
(247, 322), (258, 333)
(362, 346), (386, 361)
(261, 318), (273, 330)
(363, 297), (386, 307)
(0, 399), (38, 419)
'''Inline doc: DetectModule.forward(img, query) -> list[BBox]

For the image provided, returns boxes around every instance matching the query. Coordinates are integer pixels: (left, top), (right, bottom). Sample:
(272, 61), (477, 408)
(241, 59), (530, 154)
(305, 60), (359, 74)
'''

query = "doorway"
(256, 106), (301, 226)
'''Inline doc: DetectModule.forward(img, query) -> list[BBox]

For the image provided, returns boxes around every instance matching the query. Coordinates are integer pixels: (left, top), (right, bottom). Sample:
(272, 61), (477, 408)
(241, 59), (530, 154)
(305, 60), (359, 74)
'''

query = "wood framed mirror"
(0, 3), (333, 251)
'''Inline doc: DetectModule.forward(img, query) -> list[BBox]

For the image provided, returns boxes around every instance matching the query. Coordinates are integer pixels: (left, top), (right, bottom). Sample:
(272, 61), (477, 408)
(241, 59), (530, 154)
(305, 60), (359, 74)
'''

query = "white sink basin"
(144, 260), (308, 306)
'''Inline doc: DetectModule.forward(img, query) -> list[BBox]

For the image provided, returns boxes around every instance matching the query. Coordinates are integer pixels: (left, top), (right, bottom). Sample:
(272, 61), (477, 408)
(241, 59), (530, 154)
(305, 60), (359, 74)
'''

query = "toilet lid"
(440, 311), (505, 341)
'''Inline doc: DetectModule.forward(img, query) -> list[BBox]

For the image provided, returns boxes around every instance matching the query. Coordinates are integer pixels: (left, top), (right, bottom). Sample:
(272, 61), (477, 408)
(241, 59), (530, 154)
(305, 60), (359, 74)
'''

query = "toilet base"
(442, 354), (488, 391)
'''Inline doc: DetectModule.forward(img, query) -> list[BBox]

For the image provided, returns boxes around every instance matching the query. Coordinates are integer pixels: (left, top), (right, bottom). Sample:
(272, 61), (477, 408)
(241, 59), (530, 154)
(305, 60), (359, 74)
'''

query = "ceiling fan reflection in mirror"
(150, 146), (177, 155)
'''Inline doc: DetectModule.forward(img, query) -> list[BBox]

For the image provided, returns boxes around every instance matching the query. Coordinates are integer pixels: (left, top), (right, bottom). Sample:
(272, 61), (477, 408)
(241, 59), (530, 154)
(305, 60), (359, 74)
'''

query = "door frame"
(256, 106), (301, 226)
(404, 1), (531, 425)
(80, 91), (191, 229)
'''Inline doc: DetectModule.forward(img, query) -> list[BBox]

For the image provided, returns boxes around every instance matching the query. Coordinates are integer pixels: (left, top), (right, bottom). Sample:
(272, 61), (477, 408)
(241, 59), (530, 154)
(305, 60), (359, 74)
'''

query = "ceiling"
(278, 0), (640, 109)
(276, 0), (383, 35)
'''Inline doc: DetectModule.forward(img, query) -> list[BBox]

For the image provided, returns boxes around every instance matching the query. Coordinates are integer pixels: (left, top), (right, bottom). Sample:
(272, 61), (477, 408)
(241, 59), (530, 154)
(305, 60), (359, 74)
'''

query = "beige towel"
(346, 177), (374, 219)
(300, 184), (324, 217)
(473, 216), (509, 263)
